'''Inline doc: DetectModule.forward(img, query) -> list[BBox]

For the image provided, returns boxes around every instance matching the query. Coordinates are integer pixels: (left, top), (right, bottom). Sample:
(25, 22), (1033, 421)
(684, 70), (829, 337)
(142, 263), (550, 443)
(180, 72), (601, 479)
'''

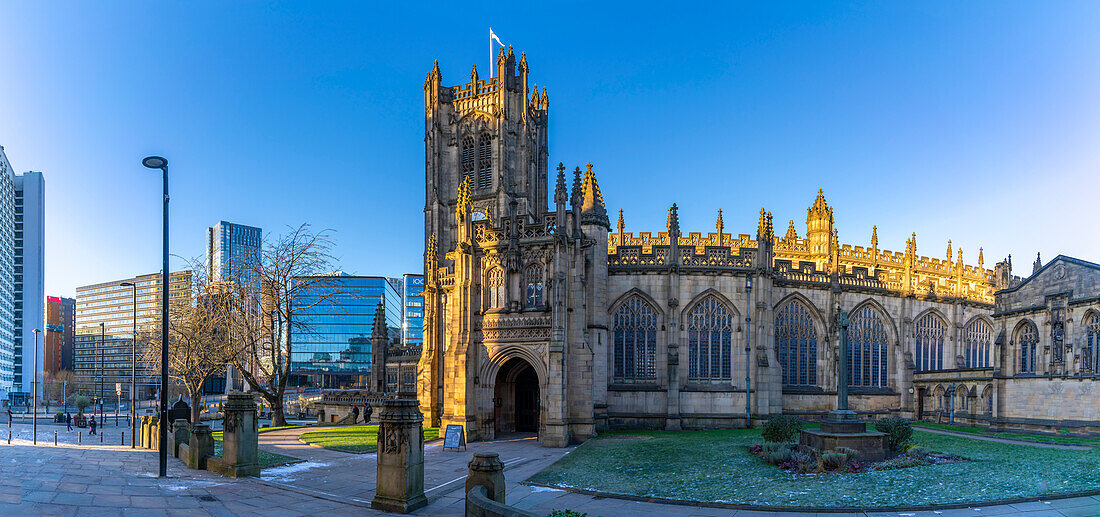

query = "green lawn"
(211, 431), (301, 468)
(912, 421), (1100, 446)
(528, 429), (1100, 508)
(298, 425), (440, 453)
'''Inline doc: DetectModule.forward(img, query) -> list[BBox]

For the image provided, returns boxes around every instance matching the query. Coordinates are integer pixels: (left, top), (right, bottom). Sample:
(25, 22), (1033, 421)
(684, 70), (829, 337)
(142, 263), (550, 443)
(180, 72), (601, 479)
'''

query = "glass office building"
(289, 274), (401, 388)
(402, 274), (424, 348)
(206, 221), (261, 283)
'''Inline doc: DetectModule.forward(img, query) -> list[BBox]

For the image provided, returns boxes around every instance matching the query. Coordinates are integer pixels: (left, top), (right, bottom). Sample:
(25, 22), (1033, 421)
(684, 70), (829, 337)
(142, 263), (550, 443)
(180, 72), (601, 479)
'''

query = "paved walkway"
(1, 426), (1098, 516)
(914, 427), (1095, 450)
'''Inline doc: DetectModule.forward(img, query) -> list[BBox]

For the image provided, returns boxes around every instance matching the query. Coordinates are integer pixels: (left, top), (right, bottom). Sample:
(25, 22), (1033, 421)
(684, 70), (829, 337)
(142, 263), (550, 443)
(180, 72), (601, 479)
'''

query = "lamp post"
(142, 155), (170, 478)
(32, 329), (40, 444)
(99, 322), (105, 421)
(120, 281), (137, 447)
(744, 276), (752, 428)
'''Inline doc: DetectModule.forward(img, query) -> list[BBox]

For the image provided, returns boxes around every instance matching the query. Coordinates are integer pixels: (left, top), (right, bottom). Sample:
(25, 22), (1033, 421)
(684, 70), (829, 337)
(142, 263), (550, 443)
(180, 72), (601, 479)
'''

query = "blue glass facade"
(289, 275), (401, 387)
(403, 274), (424, 347)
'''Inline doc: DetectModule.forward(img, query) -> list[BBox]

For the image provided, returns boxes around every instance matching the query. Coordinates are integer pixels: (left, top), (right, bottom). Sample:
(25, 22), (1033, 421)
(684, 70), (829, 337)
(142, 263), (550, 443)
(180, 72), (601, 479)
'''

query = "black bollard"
(78, 432), (81, 444)
(54, 431), (57, 445)
(100, 432), (103, 443)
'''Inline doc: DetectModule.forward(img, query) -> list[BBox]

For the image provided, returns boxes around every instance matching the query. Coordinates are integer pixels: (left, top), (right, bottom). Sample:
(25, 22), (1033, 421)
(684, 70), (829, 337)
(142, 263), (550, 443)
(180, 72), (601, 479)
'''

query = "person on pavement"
(89, 416), (97, 436)
(66, 412), (73, 432)
(365, 404), (373, 424)
(351, 405), (360, 424)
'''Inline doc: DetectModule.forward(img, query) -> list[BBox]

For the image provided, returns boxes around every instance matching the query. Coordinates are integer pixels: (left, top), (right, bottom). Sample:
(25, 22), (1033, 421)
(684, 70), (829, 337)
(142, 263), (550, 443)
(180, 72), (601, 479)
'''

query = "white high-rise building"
(0, 147), (17, 401)
(14, 170), (45, 401)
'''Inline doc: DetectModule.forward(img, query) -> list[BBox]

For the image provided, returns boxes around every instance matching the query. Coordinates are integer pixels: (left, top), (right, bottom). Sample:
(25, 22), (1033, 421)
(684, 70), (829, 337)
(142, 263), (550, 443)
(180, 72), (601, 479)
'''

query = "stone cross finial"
(617, 209), (625, 234)
(947, 240), (952, 261)
(716, 209), (724, 235)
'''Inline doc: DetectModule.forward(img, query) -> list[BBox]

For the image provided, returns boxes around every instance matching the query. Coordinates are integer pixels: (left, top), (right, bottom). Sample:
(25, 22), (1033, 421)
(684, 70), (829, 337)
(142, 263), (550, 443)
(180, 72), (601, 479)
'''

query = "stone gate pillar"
(371, 399), (427, 513)
(141, 416), (151, 448)
(211, 392), (259, 477)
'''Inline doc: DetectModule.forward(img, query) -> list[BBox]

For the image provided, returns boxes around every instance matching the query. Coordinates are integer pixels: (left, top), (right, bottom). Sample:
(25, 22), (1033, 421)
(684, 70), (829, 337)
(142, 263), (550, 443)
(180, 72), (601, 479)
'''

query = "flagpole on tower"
(489, 28), (504, 79)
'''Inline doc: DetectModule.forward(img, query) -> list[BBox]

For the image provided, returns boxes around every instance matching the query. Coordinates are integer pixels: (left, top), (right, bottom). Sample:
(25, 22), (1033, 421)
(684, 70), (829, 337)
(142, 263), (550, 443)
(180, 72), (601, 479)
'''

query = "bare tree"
(143, 262), (238, 423)
(223, 224), (343, 426)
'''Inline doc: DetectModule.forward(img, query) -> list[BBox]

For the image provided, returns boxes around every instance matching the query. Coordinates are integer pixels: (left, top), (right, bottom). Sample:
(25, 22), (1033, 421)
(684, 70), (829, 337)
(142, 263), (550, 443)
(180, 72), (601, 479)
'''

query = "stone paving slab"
(3, 429), (1100, 516)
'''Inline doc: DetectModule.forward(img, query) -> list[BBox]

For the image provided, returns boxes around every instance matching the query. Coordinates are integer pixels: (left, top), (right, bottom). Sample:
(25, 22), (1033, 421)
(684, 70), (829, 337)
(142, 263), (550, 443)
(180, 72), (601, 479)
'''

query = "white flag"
(490, 28), (504, 47)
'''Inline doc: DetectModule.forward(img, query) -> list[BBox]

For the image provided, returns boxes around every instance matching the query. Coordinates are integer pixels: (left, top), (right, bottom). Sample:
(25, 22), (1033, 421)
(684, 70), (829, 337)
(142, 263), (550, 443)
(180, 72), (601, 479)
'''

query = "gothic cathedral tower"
(423, 47), (549, 261)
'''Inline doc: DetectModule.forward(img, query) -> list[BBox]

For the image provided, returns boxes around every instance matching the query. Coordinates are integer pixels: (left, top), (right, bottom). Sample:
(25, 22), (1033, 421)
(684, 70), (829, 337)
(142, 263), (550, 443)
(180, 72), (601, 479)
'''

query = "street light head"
(142, 156), (168, 169)
(120, 282), (135, 287)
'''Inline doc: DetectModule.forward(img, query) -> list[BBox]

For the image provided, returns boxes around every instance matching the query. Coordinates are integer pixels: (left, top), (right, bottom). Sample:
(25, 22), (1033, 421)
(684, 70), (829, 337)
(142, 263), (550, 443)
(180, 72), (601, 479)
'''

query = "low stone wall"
(466, 486), (539, 517)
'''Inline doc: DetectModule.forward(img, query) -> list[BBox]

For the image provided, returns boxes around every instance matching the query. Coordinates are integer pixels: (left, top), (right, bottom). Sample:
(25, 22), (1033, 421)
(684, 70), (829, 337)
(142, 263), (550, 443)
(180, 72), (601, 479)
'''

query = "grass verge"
(211, 431), (302, 468)
(298, 425), (440, 453)
(912, 422), (1099, 446)
(528, 428), (1100, 508)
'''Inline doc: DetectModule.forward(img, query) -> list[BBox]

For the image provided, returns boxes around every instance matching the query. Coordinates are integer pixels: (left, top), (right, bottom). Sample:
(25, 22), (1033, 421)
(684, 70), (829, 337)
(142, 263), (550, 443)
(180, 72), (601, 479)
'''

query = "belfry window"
(848, 306), (889, 388)
(524, 264), (544, 308)
(613, 296), (658, 381)
(776, 300), (818, 387)
(484, 267), (505, 310)
(1086, 313), (1100, 374)
(1018, 321), (1039, 374)
(686, 296), (733, 381)
(477, 133), (492, 190)
(461, 136), (475, 186)
(964, 319), (992, 368)
(914, 313), (946, 372)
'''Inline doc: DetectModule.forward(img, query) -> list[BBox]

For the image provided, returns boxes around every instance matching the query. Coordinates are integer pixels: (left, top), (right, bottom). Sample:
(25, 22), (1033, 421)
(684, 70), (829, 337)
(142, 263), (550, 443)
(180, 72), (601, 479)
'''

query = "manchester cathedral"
(416, 49), (1100, 447)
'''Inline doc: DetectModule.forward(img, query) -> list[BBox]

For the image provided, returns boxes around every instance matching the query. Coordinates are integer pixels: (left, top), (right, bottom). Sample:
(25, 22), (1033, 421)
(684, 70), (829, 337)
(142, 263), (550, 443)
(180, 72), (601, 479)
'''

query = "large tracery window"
(461, 136), (476, 186)
(1086, 312), (1100, 374)
(686, 296), (733, 381)
(914, 313), (946, 372)
(1017, 321), (1039, 374)
(775, 301), (818, 387)
(476, 133), (492, 190)
(848, 306), (889, 388)
(964, 319), (992, 368)
(613, 296), (658, 380)
(524, 264), (544, 308)
(484, 267), (505, 310)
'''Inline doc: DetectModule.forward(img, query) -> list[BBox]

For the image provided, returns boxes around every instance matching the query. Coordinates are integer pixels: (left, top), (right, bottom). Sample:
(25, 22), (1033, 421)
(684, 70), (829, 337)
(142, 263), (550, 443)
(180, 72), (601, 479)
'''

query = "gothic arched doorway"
(494, 357), (540, 434)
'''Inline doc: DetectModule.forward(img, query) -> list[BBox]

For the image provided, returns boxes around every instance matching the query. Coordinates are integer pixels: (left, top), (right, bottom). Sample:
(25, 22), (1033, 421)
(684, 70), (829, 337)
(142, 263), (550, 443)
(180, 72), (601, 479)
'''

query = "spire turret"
(456, 176), (471, 223)
(579, 163), (609, 229)
(554, 162), (567, 205)
(716, 209), (725, 235)
(947, 240), (953, 261)
(617, 209), (625, 234)
(470, 63), (479, 84)
(570, 166), (582, 207)
(979, 247), (984, 268)
(871, 225), (879, 250)
(783, 219), (798, 242)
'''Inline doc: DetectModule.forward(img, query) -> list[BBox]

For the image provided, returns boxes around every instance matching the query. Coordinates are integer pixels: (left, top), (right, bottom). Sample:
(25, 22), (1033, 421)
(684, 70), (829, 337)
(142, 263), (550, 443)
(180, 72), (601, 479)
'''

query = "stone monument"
(799, 310), (889, 460)
(466, 453), (506, 503)
(208, 392), (260, 478)
(371, 399), (427, 513)
(187, 423), (214, 470)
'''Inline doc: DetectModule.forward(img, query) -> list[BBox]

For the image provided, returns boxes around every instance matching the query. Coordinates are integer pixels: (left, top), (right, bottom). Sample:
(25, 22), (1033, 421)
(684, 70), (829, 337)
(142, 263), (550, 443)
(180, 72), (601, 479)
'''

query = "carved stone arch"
(773, 292), (828, 334)
(849, 297), (899, 345)
(456, 111), (496, 133)
(1012, 318), (1039, 341)
(912, 307), (950, 335)
(963, 314), (995, 329)
(609, 288), (665, 319)
(480, 345), (548, 389)
(679, 288), (740, 322)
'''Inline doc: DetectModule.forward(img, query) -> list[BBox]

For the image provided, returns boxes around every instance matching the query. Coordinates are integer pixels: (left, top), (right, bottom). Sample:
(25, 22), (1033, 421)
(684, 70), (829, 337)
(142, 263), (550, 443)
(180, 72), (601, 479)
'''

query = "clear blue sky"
(2, 2), (1098, 297)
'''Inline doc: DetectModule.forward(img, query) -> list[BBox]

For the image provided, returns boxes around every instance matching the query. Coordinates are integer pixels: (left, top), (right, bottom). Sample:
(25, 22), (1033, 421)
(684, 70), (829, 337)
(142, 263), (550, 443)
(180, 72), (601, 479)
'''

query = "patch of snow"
(529, 486), (564, 494)
(262, 461), (328, 482)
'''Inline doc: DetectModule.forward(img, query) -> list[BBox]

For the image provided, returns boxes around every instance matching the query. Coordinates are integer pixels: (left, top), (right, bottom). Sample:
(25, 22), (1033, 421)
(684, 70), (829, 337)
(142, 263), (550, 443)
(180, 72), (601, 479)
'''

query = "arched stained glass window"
(686, 296), (733, 381)
(1085, 312), (1100, 374)
(484, 267), (505, 309)
(775, 301), (818, 387)
(964, 319), (992, 368)
(613, 296), (658, 380)
(477, 133), (492, 190)
(1018, 321), (1039, 374)
(524, 264), (544, 308)
(849, 306), (889, 388)
(461, 136), (475, 186)
(914, 313), (946, 372)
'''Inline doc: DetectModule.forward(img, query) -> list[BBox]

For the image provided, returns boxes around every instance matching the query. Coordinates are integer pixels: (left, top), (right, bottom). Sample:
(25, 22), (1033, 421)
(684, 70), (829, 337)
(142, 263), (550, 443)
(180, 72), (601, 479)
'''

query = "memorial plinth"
(208, 392), (260, 478)
(799, 310), (889, 461)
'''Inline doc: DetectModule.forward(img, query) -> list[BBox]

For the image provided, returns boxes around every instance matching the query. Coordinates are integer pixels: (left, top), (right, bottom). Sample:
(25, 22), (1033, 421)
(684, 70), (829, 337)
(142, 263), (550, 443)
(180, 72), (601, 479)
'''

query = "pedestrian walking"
(89, 416), (97, 436)
(364, 404), (373, 424)
(6, 407), (11, 426)
(65, 413), (73, 432)
(351, 405), (360, 424)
